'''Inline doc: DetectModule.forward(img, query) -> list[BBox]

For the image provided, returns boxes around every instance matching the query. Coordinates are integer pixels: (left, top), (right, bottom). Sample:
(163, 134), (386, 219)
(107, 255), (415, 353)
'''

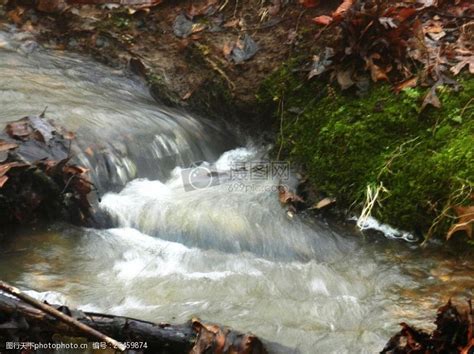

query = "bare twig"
(357, 182), (387, 230)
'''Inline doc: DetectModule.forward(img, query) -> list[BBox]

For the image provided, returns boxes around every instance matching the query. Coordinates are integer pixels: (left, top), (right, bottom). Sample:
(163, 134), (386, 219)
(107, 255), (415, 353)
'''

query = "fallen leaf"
(181, 91), (192, 100)
(312, 15), (333, 26)
(188, 0), (218, 18)
(69, 0), (162, 6)
(421, 85), (441, 109)
(0, 140), (18, 152)
(332, 0), (354, 20)
(394, 77), (418, 92)
(84, 147), (94, 157)
(191, 318), (266, 354)
(336, 69), (354, 90)
(394, 7), (417, 23)
(5, 119), (32, 140)
(36, 0), (67, 13)
(29, 116), (55, 142)
(191, 23), (207, 34)
(451, 56), (474, 75)
(0, 162), (26, 188)
(268, 0), (281, 16)
(299, 0), (318, 8)
(379, 17), (397, 29)
(447, 205), (474, 240)
(7, 8), (25, 25)
(308, 47), (334, 79)
(278, 185), (304, 205)
(223, 18), (239, 28)
(365, 54), (389, 82)
(417, 0), (438, 8)
(0, 175), (8, 188)
(312, 197), (336, 209)
(223, 42), (234, 58)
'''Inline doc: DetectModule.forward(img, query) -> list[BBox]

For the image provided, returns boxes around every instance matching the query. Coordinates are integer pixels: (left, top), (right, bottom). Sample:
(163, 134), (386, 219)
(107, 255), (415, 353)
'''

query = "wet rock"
(173, 14), (193, 38)
(230, 34), (259, 63)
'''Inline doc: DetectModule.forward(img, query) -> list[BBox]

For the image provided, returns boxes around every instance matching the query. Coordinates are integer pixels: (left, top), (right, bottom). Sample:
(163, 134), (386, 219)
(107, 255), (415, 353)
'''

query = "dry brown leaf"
(0, 140), (18, 152)
(191, 318), (266, 354)
(394, 7), (417, 23)
(0, 162), (26, 188)
(188, 0), (218, 18)
(451, 56), (474, 75)
(421, 85), (441, 110)
(0, 175), (8, 188)
(223, 42), (234, 58)
(312, 197), (336, 210)
(417, 0), (438, 7)
(7, 7), (25, 25)
(299, 0), (319, 8)
(394, 77), (418, 93)
(278, 185), (304, 205)
(223, 19), (239, 28)
(69, 0), (162, 6)
(366, 54), (389, 82)
(447, 205), (474, 240)
(36, 0), (67, 13)
(461, 338), (474, 354)
(84, 147), (94, 157)
(313, 15), (333, 26)
(336, 69), (354, 90)
(332, 0), (354, 20)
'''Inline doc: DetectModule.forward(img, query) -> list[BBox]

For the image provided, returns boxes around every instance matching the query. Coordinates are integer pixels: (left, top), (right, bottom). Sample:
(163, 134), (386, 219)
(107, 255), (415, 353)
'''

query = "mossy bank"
(260, 67), (473, 242)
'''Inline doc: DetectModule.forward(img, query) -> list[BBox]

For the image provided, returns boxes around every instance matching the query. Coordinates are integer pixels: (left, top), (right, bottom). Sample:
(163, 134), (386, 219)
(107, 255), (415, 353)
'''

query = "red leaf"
(313, 15), (333, 26)
(394, 7), (417, 22)
(299, 0), (319, 8)
(332, 0), (355, 20)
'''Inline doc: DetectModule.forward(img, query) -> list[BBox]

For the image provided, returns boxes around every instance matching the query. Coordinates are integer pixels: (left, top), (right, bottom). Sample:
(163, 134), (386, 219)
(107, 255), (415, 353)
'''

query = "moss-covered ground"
(260, 66), (473, 241)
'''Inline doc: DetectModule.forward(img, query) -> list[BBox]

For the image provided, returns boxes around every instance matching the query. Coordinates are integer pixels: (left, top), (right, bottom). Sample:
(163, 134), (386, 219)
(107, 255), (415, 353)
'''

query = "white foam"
(352, 215), (418, 242)
(215, 147), (258, 171)
(105, 228), (262, 281)
(24, 290), (68, 305)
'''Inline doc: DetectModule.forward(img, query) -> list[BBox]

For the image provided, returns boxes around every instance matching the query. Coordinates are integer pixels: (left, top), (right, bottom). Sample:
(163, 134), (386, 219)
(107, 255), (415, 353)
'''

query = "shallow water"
(0, 29), (473, 353)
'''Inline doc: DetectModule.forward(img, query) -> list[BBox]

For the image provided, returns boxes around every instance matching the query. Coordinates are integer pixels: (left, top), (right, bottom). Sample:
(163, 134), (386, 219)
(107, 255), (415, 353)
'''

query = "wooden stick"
(0, 281), (126, 352)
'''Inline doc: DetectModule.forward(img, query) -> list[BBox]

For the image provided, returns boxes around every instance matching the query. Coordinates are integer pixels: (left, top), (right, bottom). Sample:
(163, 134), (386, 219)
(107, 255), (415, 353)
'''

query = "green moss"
(261, 69), (474, 239)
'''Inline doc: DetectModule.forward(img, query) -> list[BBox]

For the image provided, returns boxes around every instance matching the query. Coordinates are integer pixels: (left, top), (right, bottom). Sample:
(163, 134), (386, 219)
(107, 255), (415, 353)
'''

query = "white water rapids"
(0, 29), (473, 353)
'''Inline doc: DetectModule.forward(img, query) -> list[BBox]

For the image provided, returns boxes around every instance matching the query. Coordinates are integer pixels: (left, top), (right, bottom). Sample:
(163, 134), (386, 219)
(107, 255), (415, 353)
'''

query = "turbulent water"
(1, 29), (473, 353)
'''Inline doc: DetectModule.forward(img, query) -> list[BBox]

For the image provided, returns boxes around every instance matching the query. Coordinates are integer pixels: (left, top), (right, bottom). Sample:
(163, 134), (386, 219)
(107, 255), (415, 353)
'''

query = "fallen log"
(0, 290), (267, 353)
(0, 114), (93, 229)
(0, 281), (126, 351)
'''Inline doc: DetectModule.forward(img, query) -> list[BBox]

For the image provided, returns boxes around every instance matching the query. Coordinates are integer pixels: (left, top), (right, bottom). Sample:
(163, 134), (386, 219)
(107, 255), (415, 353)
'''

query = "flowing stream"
(0, 30), (473, 353)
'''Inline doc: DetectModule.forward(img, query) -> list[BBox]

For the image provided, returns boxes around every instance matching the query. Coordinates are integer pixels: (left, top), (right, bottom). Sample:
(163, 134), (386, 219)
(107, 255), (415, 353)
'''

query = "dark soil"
(0, 0), (339, 132)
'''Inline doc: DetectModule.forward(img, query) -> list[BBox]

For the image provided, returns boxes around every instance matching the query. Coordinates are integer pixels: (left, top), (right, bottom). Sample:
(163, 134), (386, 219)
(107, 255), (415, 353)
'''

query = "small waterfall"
(1, 29), (473, 354)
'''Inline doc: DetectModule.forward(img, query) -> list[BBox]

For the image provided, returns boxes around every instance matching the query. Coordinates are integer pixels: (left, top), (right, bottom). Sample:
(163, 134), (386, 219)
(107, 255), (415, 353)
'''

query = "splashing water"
(0, 29), (473, 353)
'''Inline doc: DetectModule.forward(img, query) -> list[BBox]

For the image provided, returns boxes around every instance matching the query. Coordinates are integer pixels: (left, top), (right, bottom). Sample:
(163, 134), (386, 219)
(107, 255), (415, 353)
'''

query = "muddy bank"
(0, 0), (339, 132)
